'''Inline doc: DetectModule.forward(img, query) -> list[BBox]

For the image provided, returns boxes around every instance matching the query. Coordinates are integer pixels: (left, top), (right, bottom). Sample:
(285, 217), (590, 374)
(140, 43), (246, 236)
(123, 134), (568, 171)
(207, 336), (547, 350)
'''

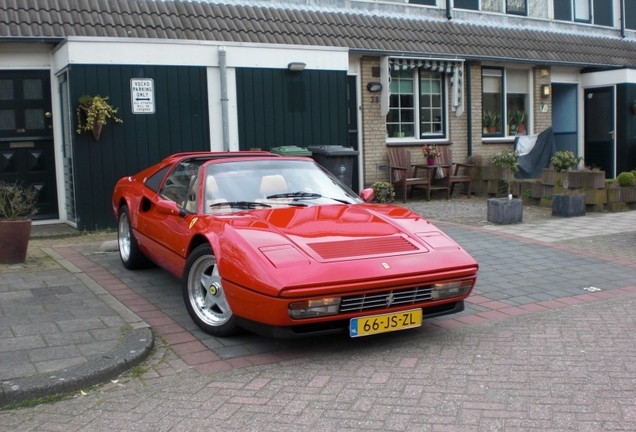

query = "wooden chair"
(437, 146), (474, 197)
(387, 148), (431, 202)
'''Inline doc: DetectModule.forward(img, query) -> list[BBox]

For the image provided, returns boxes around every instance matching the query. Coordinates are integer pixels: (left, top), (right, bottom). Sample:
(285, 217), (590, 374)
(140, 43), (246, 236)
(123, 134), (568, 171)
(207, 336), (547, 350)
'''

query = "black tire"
(182, 244), (239, 336)
(117, 205), (153, 269)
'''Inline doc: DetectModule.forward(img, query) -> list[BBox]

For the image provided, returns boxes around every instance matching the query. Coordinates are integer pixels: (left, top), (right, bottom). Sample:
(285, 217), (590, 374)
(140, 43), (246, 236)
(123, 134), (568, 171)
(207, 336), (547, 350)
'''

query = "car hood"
(211, 204), (478, 296)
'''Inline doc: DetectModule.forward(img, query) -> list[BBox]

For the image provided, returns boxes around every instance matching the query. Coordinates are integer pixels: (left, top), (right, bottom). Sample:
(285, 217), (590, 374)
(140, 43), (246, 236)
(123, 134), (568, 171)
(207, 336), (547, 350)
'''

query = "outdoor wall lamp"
(288, 62), (306, 71)
(367, 82), (382, 92)
(541, 84), (551, 98)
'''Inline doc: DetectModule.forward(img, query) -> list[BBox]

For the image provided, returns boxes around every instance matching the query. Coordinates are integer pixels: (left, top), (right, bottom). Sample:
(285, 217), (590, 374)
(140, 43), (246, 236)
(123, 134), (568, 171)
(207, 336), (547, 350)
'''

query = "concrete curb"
(0, 327), (154, 407)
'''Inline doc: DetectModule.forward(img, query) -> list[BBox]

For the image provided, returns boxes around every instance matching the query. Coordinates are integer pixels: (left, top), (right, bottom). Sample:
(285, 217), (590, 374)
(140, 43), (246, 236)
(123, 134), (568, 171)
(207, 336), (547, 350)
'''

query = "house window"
(409, 0), (436, 5)
(554, 0), (611, 25)
(387, 70), (445, 139)
(482, 68), (529, 137)
(454, 0), (478, 10)
(462, 0), (529, 15)
(387, 71), (415, 138)
(626, 0), (636, 30)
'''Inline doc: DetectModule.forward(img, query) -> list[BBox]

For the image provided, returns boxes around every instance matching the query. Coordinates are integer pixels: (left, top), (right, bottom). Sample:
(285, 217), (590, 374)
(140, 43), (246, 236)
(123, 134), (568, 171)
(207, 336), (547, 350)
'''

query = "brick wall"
(533, 66), (552, 134)
(360, 56), (389, 187)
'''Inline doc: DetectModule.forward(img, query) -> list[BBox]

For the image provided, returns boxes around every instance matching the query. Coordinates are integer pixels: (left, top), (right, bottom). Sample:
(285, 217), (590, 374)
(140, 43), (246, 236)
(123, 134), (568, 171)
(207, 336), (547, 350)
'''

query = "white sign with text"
(131, 79), (155, 114)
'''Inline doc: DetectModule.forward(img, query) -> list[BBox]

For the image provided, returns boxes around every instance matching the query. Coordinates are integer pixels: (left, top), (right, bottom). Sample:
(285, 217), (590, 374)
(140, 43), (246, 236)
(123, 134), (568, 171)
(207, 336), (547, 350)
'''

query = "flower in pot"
(507, 109), (526, 135)
(550, 150), (582, 192)
(0, 181), (38, 264)
(482, 111), (500, 133)
(76, 95), (123, 141)
(371, 181), (395, 203)
(421, 145), (439, 165)
(550, 150), (585, 217)
(490, 149), (519, 198)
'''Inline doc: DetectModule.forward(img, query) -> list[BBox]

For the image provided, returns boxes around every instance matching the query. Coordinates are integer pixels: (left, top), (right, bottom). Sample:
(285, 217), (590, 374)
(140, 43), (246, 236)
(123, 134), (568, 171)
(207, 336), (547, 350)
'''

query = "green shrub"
(551, 150), (582, 173)
(616, 171), (636, 187)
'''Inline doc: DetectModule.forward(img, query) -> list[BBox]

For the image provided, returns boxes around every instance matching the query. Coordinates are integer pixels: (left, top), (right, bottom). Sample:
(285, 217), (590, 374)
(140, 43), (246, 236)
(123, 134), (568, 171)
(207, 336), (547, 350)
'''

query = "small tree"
(0, 181), (38, 220)
(490, 149), (519, 199)
(551, 150), (582, 192)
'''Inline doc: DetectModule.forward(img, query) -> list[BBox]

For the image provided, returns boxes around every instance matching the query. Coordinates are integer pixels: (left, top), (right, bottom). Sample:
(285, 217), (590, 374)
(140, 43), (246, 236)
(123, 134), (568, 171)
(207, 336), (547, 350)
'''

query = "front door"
(0, 70), (58, 219)
(584, 86), (615, 178)
(552, 83), (578, 154)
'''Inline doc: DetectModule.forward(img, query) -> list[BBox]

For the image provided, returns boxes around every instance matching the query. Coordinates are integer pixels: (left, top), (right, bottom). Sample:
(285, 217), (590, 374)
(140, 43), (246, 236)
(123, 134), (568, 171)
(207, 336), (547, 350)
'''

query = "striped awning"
(389, 58), (464, 116)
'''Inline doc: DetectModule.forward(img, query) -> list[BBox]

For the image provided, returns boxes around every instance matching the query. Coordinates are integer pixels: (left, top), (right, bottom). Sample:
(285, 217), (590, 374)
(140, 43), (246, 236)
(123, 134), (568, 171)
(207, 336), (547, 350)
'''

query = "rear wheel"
(117, 205), (153, 269)
(182, 244), (238, 336)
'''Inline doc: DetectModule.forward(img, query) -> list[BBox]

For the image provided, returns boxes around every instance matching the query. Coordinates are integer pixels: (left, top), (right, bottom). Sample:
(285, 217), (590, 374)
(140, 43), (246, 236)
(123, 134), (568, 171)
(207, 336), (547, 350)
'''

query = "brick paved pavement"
(2, 198), (636, 431)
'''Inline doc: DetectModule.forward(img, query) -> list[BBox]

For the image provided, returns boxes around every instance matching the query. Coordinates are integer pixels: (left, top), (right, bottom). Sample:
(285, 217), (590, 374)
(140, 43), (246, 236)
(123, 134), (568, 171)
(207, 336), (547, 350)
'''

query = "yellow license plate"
(350, 309), (422, 337)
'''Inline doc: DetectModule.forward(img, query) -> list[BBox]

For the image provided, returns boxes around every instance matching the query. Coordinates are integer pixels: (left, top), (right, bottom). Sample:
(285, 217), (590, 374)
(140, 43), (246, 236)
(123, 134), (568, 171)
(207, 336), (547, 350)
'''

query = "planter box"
(0, 219), (31, 264)
(540, 197), (553, 208)
(487, 198), (523, 225)
(607, 202), (628, 212)
(607, 187), (636, 203)
(482, 166), (513, 181)
(552, 194), (585, 217)
(567, 170), (605, 189)
(583, 188), (607, 205)
(531, 183), (553, 199)
(541, 169), (561, 186)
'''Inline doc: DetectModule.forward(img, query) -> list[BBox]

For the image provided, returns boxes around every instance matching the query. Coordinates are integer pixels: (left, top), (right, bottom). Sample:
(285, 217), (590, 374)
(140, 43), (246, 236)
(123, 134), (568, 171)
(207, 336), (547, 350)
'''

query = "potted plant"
(482, 111), (500, 134)
(487, 149), (523, 224)
(0, 181), (38, 263)
(550, 150), (585, 217)
(371, 181), (395, 203)
(507, 109), (526, 135)
(421, 145), (439, 165)
(76, 95), (123, 141)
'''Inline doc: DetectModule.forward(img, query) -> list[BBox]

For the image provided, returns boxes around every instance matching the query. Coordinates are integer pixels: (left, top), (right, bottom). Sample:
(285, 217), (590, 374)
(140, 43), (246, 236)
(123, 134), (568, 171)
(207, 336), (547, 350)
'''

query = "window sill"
(482, 137), (516, 144)
(387, 138), (452, 147)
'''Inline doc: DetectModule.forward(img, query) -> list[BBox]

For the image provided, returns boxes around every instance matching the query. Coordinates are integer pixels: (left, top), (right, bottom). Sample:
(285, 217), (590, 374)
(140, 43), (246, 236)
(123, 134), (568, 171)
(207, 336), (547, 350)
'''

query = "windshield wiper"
(210, 201), (272, 209)
(267, 192), (350, 204)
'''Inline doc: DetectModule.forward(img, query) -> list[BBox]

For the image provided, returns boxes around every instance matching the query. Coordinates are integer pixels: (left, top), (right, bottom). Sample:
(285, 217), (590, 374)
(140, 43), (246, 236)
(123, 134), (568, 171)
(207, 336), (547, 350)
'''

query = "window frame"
(387, 68), (447, 142)
(554, 0), (606, 24)
(506, 0), (528, 16)
(481, 67), (531, 139)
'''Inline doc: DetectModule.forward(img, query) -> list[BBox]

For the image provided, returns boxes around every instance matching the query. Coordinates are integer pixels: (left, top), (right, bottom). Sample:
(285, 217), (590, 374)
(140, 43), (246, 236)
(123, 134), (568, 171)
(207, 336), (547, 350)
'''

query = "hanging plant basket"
(76, 95), (123, 141)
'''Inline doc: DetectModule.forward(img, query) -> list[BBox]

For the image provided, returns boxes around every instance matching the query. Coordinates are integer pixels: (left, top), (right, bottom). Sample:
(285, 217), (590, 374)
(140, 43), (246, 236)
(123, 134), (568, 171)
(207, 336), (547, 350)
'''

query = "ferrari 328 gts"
(112, 151), (478, 338)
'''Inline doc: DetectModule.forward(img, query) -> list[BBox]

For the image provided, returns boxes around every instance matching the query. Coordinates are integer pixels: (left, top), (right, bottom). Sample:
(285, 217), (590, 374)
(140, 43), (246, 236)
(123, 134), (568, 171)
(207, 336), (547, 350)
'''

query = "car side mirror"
(156, 199), (185, 217)
(359, 188), (374, 203)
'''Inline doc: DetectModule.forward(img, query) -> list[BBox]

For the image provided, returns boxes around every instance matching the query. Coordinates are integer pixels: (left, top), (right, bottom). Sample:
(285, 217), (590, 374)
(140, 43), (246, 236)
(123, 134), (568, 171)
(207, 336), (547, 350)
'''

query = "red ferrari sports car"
(112, 151), (478, 338)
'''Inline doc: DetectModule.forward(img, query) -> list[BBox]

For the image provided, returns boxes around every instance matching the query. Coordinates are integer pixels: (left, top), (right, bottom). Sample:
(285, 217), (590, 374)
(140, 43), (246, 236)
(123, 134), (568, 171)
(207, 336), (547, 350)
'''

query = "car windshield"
(201, 159), (361, 214)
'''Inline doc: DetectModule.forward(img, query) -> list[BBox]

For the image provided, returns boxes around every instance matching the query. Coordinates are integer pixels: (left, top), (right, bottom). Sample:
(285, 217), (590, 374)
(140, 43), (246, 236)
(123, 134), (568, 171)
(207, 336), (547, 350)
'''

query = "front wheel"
(182, 244), (238, 336)
(118, 205), (153, 269)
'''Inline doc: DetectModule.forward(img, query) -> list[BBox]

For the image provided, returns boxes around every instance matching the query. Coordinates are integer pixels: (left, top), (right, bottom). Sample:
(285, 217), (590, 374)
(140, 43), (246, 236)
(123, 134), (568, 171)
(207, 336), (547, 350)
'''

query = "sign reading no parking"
(131, 79), (155, 114)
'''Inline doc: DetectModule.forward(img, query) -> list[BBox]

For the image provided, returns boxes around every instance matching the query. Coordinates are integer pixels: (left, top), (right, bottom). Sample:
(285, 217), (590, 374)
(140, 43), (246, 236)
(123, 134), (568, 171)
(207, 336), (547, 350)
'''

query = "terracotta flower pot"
(92, 122), (103, 141)
(0, 219), (32, 264)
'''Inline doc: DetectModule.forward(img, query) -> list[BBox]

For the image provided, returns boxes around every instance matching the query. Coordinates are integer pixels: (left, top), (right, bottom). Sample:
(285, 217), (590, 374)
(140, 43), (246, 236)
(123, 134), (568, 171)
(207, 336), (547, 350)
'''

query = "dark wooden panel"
(70, 64), (210, 230)
(236, 68), (348, 151)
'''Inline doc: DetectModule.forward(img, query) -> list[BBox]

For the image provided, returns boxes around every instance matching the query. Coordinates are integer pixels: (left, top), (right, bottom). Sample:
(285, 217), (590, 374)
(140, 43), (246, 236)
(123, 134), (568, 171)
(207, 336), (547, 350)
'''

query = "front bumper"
(234, 300), (465, 339)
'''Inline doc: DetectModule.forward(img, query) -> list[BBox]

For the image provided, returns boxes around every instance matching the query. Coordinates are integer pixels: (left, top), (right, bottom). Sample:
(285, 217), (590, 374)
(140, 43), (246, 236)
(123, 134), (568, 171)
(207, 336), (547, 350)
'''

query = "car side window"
(159, 161), (201, 209)
(145, 166), (170, 193)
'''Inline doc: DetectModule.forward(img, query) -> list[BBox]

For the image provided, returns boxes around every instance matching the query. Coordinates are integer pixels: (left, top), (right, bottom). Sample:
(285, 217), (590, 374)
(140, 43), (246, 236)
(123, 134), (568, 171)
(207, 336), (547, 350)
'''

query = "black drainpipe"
(466, 63), (472, 156)
(446, 0), (452, 20)
(621, 0), (626, 38)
